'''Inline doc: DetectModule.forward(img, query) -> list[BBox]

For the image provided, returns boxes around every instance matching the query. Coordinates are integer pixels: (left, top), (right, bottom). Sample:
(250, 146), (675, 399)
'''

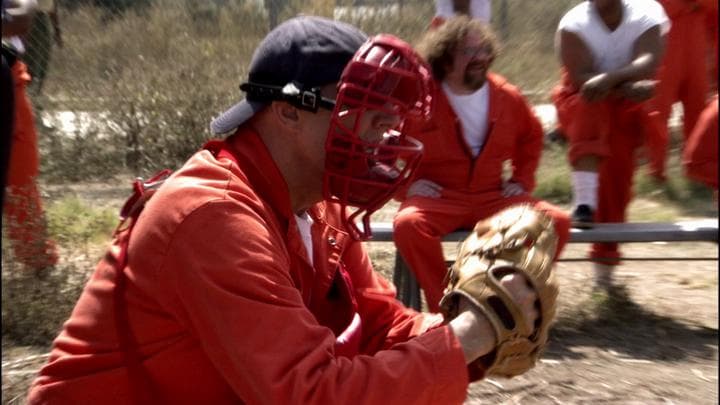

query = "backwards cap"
(211, 16), (368, 135)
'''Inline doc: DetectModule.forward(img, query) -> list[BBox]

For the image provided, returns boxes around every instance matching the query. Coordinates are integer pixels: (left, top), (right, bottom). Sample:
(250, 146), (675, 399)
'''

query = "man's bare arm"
(559, 26), (665, 102)
(557, 29), (598, 91)
(606, 25), (665, 85)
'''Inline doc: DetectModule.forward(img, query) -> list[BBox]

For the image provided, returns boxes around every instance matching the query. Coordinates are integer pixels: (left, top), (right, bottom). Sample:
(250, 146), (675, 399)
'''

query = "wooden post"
(267, 0), (281, 31)
(499, 0), (509, 40)
(392, 254), (422, 311)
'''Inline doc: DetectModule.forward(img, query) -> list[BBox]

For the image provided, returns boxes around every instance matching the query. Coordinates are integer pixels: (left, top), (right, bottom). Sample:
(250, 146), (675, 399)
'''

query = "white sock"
(593, 263), (614, 288)
(572, 171), (598, 209)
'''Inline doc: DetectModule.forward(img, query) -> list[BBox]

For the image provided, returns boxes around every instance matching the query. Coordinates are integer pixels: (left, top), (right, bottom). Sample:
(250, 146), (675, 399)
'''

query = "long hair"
(415, 16), (500, 82)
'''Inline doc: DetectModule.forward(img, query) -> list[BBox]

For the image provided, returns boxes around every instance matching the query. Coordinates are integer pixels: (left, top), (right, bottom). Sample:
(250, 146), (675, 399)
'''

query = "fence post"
(499, 0), (509, 40)
(266, 0), (282, 31)
(392, 254), (422, 311)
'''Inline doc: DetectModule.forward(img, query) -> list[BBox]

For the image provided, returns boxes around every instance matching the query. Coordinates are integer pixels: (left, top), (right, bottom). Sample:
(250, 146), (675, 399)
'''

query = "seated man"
(393, 16), (570, 313)
(552, 0), (668, 287)
(27, 16), (540, 403)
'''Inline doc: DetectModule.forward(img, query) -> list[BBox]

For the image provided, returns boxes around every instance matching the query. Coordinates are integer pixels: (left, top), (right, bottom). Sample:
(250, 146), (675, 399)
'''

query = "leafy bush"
(1, 265), (88, 346)
(533, 142), (572, 203)
(2, 197), (115, 346)
(46, 196), (118, 246)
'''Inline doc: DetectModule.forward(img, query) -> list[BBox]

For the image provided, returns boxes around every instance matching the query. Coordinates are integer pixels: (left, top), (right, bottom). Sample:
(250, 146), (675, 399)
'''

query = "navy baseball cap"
(210, 16), (368, 135)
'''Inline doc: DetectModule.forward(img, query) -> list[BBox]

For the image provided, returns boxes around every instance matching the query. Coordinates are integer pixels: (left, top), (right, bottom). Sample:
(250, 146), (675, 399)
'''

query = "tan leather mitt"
(439, 204), (559, 379)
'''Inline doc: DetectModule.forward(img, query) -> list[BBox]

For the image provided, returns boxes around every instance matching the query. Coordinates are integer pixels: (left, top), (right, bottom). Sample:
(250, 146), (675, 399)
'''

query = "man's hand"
(501, 181), (525, 198)
(448, 273), (539, 363)
(580, 72), (617, 102)
(406, 179), (442, 198)
(440, 205), (559, 377)
(617, 80), (657, 103)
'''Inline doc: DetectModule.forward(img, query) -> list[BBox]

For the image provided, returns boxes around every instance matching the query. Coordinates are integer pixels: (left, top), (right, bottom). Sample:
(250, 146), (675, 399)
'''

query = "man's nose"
(372, 113), (401, 131)
(471, 50), (491, 63)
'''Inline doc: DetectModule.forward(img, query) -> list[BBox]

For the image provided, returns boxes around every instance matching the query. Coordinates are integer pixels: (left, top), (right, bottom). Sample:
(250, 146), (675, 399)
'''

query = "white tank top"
(443, 82), (490, 158)
(295, 212), (314, 266)
(557, 0), (669, 72)
(435, 0), (491, 23)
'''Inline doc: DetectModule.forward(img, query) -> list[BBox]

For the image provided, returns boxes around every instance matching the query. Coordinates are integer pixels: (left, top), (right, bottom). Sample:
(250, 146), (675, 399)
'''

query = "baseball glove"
(439, 204), (559, 379)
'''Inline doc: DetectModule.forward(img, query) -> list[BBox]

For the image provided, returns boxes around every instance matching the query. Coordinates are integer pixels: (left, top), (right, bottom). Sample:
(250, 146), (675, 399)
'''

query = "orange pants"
(707, 12), (718, 91)
(3, 60), (58, 270)
(553, 90), (661, 265)
(650, 10), (711, 178)
(393, 191), (570, 312)
(683, 95), (718, 189)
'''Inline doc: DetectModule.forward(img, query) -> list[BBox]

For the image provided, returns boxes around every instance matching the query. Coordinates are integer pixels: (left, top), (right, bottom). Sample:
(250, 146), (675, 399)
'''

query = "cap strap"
(240, 81), (336, 112)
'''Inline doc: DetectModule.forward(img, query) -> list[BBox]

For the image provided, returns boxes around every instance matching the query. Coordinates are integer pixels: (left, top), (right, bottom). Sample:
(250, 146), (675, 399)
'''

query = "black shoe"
(571, 204), (594, 229)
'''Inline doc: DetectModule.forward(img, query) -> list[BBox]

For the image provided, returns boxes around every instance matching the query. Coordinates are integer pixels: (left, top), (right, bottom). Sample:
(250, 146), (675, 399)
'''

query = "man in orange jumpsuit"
(683, 95), (718, 192)
(649, 0), (716, 180)
(2, 0), (59, 273)
(705, 4), (718, 92)
(392, 17), (571, 313)
(28, 17), (541, 403)
(552, 0), (668, 288)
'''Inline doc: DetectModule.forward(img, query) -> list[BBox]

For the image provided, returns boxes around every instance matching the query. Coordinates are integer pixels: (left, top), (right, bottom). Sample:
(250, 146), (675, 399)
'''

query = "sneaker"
(571, 204), (594, 229)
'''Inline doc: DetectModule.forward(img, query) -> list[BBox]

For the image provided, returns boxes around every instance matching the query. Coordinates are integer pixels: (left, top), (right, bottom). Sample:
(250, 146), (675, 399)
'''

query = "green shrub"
(1, 265), (88, 346)
(46, 196), (118, 247)
(2, 197), (114, 346)
(533, 142), (572, 204)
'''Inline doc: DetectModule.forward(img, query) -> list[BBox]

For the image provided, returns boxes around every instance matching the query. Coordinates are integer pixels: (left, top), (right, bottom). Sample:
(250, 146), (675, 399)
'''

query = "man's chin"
(464, 76), (487, 91)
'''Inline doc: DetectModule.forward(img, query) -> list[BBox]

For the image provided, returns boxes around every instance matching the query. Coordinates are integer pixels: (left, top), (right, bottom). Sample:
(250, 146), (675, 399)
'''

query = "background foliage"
(32, 0), (581, 180)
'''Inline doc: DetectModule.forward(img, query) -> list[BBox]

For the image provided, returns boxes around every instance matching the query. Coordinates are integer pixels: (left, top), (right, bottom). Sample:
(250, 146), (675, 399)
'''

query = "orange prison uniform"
(28, 127), (471, 404)
(393, 73), (571, 313)
(552, 71), (663, 265)
(683, 95), (718, 189)
(705, 3), (718, 91)
(3, 60), (58, 269)
(650, 0), (714, 178)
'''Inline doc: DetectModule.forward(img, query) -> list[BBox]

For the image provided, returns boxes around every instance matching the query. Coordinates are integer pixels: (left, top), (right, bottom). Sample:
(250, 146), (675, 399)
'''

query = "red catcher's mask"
(323, 34), (434, 240)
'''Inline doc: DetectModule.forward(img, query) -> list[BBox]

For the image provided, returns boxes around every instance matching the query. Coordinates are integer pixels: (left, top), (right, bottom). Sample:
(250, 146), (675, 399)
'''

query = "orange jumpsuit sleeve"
(154, 200), (469, 405)
(509, 94), (543, 193)
(343, 235), (449, 351)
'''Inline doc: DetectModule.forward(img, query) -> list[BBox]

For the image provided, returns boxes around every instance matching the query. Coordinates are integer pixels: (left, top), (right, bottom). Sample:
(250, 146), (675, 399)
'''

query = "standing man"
(1, 0), (38, 206)
(392, 16), (570, 313)
(551, 0), (668, 288)
(648, 0), (716, 181)
(28, 16), (542, 403)
(23, 0), (62, 96)
(682, 95), (718, 193)
(2, 0), (58, 273)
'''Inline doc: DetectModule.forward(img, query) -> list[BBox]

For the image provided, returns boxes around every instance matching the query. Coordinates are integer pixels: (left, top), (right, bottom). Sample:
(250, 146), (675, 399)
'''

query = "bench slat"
(368, 220), (718, 243)
(370, 219), (718, 311)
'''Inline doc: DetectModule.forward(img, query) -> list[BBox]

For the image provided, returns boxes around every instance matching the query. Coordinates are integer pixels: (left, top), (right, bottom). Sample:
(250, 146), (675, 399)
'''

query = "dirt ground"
(2, 184), (718, 404)
(368, 241), (719, 405)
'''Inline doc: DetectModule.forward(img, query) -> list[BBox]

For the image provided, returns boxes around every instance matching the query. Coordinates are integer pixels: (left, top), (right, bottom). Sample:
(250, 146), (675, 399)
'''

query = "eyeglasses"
(460, 45), (493, 59)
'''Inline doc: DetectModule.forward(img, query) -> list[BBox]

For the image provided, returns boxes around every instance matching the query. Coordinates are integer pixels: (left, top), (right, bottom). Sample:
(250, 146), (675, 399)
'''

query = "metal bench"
(368, 219), (719, 310)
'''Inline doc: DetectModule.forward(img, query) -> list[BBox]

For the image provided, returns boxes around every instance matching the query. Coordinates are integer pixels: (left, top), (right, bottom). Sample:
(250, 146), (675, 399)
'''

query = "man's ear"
(271, 102), (302, 130)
